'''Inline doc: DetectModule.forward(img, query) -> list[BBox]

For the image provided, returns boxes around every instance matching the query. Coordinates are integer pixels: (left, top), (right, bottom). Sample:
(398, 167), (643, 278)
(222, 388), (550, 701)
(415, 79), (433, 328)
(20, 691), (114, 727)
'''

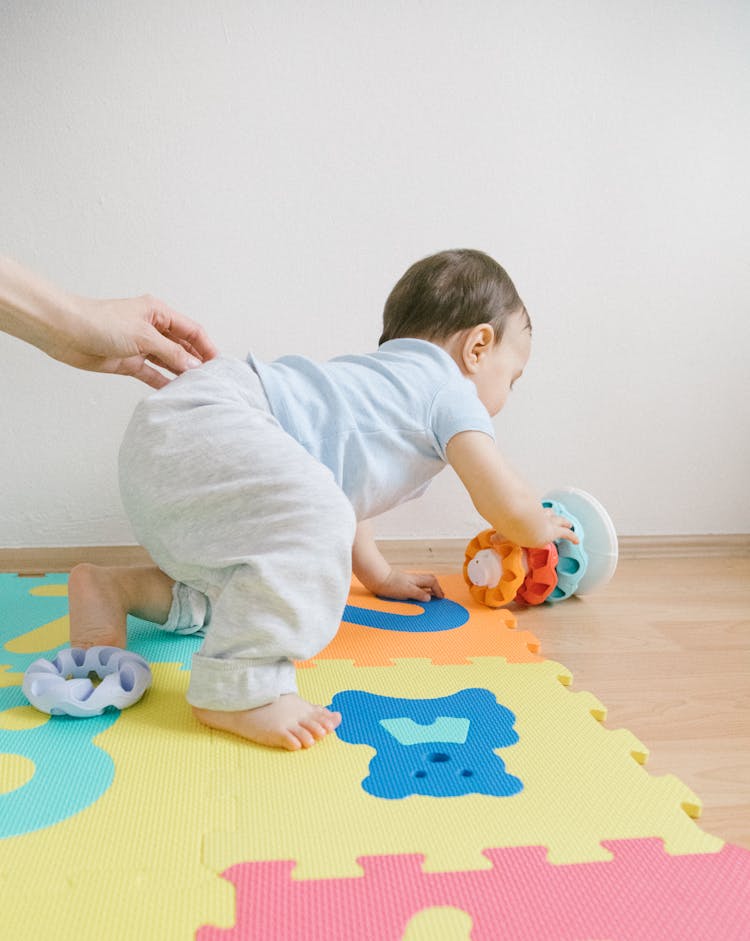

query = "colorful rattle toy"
(463, 486), (618, 608)
(23, 646), (152, 717)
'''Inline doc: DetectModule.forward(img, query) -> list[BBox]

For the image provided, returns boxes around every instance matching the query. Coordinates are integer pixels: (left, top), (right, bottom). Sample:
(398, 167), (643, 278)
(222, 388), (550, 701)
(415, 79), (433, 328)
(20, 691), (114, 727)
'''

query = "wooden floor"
(2, 549), (748, 849)
(426, 554), (749, 850)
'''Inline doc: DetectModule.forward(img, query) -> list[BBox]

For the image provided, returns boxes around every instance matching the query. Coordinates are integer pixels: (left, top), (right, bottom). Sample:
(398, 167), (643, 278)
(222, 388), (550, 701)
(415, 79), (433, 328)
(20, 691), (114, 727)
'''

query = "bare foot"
(68, 563), (129, 649)
(68, 563), (175, 651)
(192, 694), (342, 750)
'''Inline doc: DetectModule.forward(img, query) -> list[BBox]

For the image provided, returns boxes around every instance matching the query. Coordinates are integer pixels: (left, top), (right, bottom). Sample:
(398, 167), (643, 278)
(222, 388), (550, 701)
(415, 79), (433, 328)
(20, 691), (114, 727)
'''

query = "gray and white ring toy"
(23, 646), (152, 717)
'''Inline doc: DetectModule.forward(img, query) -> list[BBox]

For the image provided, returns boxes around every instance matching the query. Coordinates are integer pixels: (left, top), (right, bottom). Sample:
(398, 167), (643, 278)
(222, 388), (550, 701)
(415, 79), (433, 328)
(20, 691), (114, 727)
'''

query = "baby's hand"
(490, 510), (579, 548)
(543, 508), (580, 545)
(373, 569), (445, 603)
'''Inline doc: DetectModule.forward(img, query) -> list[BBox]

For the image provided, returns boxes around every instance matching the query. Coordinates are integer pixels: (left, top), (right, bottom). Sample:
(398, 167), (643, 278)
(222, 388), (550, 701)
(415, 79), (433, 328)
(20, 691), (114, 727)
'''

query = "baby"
(68, 249), (576, 750)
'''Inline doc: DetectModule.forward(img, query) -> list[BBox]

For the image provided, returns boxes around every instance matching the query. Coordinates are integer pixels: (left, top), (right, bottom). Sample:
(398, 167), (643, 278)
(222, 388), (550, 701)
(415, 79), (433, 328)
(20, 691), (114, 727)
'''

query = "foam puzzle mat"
(1, 572), (748, 939)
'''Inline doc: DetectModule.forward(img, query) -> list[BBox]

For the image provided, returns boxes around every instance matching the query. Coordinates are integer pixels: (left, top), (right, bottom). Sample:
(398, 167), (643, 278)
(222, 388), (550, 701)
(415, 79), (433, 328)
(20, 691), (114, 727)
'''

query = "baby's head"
(380, 249), (531, 416)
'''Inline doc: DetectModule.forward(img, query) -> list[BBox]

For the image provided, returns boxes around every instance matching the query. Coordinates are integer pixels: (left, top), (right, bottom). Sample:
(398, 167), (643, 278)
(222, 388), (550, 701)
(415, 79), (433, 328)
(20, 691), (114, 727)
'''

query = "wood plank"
(518, 557), (750, 850)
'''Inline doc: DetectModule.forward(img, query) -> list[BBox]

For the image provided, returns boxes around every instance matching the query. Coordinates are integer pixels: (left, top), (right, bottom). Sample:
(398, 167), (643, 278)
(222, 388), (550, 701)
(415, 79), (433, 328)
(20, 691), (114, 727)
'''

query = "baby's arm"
(446, 431), (578, 548)
(352, 519), (444, 602)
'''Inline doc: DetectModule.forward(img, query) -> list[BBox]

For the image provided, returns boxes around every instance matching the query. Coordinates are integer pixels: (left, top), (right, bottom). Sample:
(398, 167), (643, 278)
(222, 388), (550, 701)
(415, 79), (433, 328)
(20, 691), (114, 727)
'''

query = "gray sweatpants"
(118, 356), (356, 711)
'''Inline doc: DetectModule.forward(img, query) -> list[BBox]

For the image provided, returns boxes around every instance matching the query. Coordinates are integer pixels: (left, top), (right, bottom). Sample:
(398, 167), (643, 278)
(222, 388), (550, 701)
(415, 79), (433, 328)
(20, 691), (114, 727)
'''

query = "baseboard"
(0, 545), (154, 575)
(616, 533), (750, 559)
(0, 533), (747, 575)
(379, 534), (750, 563)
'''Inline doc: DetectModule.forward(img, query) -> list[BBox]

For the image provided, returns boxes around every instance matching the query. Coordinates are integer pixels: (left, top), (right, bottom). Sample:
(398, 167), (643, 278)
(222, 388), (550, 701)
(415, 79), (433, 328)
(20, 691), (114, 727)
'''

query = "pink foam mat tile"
(197, 838), (750, 941)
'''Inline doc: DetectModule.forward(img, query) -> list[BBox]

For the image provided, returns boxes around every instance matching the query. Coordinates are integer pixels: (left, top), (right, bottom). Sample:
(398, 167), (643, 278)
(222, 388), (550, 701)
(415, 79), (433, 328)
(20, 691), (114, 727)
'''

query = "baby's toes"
(292, 723), (317, 749)
(317, 708), (342, 732)
(300, 718), (329, 741)
(279, 729), (304, 751)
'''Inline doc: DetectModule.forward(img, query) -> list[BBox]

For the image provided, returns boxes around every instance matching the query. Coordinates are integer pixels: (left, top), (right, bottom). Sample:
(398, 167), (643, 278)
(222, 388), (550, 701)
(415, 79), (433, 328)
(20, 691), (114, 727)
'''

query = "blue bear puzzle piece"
(331, 688), (523, 799)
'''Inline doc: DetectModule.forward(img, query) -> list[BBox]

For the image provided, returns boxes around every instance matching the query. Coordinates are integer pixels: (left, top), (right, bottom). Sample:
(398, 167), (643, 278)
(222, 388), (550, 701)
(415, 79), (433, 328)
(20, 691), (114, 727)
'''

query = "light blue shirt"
(247, 338), (495, 520)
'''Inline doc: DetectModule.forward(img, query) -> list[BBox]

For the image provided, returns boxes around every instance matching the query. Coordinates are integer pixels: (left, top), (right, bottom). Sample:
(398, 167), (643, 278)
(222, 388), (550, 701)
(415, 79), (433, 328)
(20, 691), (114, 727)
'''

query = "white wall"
(1, 0), (748, 547)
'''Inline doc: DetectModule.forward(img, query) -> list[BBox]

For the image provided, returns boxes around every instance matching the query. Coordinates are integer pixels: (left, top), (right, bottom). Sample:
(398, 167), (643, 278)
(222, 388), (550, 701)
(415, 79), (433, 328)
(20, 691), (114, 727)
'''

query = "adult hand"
(0, 257), (219, 389)
(54, 293), (219, 390)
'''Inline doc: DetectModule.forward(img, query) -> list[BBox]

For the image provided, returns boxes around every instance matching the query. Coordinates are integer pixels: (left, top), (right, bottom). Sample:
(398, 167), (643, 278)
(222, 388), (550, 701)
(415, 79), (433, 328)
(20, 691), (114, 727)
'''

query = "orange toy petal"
(463, 531), (526, 608)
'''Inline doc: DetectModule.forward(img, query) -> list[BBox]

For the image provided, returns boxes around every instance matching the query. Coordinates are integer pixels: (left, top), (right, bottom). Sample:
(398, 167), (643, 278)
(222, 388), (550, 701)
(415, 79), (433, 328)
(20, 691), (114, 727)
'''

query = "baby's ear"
(463, 323), (496, 372)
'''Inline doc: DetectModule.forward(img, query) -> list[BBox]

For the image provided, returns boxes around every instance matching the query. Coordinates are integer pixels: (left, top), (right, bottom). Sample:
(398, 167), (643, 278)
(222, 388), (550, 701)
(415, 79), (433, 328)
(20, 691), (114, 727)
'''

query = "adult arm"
(0, 256), (218, 389)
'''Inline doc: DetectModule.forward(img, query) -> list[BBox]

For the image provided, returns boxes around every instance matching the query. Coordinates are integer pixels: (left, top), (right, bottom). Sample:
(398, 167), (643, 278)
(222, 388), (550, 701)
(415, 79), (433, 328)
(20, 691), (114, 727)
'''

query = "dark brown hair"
(379, 249), (529, 346)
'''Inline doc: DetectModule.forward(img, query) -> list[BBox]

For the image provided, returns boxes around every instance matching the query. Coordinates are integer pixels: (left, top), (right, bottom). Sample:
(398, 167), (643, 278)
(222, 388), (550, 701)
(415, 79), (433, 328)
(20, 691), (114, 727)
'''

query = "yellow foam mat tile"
(202, 657), (719, 880)
(2, 664), (235, 925)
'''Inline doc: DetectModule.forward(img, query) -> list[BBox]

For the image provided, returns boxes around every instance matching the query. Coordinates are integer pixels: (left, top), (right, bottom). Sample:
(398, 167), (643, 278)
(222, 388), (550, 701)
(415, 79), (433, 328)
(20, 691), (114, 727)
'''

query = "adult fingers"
(148, 300), (219, 363)
(162, 329), (203, 362)
(140, 324), (205, 377)
(123, 357), (171, 390)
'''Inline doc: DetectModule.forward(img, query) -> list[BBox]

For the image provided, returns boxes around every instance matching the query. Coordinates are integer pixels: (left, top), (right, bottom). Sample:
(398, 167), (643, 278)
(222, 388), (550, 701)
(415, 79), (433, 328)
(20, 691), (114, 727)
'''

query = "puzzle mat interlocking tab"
(1, 572), (748, 940)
